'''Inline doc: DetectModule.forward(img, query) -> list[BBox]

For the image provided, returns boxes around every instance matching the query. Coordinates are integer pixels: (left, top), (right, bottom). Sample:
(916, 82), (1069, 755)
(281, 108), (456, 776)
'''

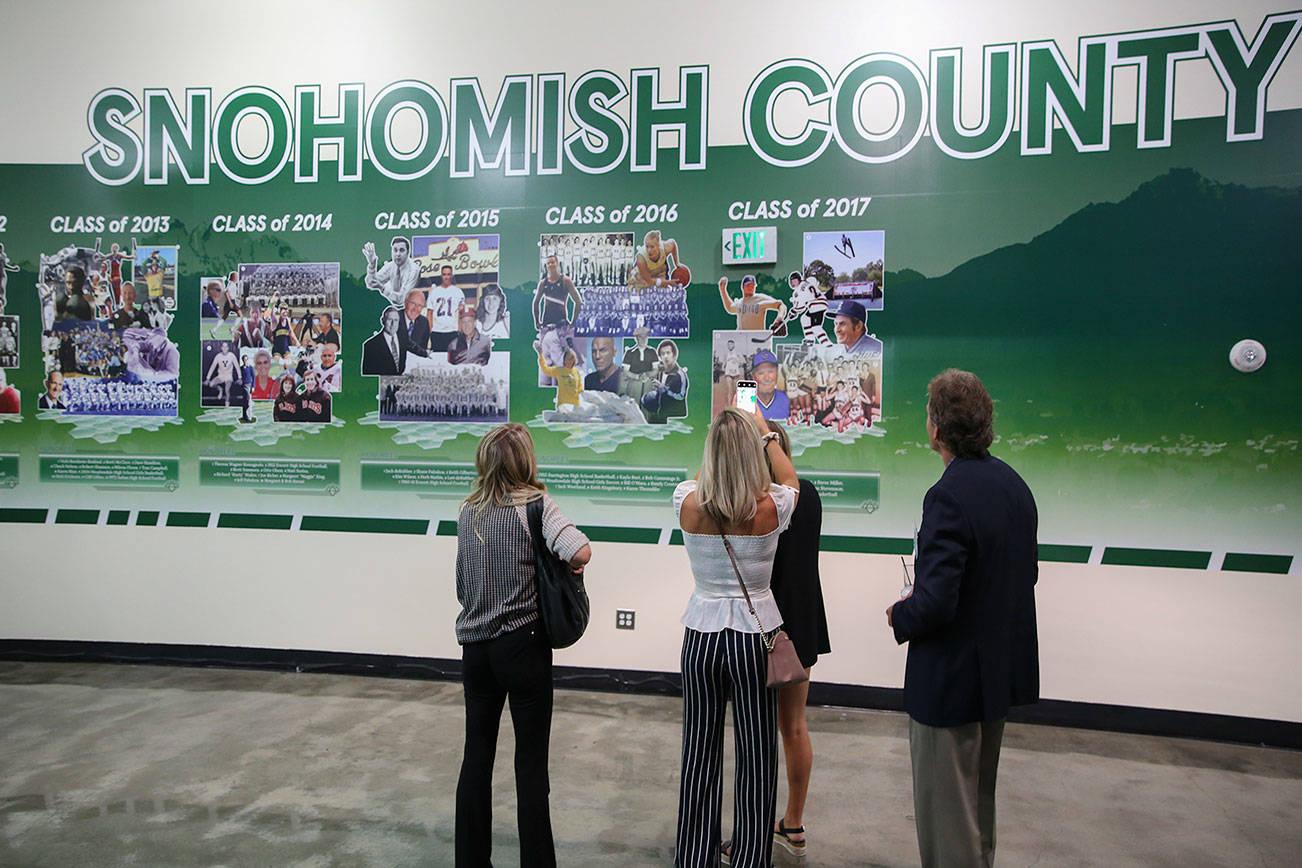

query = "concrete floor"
(0, 662), (1299, 867)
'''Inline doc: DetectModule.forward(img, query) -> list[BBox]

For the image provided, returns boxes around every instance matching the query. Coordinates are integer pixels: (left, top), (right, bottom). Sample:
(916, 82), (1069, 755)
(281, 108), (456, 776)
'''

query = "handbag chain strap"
(719, 532), (776, 652)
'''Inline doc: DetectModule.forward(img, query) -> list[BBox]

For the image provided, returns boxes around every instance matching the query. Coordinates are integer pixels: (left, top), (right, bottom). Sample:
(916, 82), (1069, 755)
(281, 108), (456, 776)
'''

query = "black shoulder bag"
(526, 497), (590, 649)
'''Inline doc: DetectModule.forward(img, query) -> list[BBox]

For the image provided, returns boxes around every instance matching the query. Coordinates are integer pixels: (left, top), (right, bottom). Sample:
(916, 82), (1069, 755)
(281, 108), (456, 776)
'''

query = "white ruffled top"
(673, 480), (798, 633)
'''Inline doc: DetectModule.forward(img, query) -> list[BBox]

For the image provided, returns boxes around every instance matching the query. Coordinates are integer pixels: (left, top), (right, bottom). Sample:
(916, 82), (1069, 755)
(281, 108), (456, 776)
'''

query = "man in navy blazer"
(886, 368), (1039, 868)
(400, 288), (432, 356)
(361, 306), (408, 376)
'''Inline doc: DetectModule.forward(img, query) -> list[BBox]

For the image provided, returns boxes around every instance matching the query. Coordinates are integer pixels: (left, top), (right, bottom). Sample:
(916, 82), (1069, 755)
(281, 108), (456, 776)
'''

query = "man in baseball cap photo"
(447, 303), (491, 366)
(834, 300), (883, 355)
(718, 273), (787, 331)
(752, 348), (789, 420)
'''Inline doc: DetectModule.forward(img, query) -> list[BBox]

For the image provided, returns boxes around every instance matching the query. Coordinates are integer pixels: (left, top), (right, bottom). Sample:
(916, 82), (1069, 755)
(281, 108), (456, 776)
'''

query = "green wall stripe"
(0, 508), (48, 523)
(1038, 544), (1092, 563)
(217, 513), (294, 531)
(299, 515), (429, 535)
(0, 506), (1293, 577)
(577, 525), (661, 544)
(166, 512), (211, 528)
(1221, 552), (1292, 575)
(55, 509), (100, 525)
(821, 536), (913, 555)
(1101, 547), (1211, 570)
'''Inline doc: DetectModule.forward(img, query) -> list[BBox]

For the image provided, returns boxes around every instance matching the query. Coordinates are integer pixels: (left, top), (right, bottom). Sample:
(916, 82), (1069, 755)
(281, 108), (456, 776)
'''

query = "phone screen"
(734, 380), (757, 413)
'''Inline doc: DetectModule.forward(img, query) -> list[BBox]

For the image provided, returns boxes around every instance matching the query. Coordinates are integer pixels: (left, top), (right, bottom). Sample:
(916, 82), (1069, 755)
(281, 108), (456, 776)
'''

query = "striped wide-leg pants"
(676, 627), (779, 868)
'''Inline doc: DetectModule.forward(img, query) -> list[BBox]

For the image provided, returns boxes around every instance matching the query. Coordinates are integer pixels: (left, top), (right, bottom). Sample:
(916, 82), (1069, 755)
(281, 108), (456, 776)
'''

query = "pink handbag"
(720, 533), (809, 688)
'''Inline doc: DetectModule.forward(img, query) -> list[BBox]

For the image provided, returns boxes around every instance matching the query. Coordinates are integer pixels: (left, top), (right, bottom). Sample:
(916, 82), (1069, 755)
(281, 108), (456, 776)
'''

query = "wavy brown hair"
(464, 423), (546, 540)
(764, 419), (791, 458)
(927, 369), (994, 458)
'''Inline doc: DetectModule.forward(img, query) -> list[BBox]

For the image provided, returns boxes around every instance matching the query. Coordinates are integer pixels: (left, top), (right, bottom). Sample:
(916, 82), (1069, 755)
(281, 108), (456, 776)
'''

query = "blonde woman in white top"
(673, 405), (800, 868)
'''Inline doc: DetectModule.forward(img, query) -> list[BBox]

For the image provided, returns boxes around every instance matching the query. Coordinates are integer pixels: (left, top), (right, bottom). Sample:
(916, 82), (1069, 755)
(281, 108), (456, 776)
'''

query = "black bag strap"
(525, 496), (546, 557)
(525, 495), (577, 563)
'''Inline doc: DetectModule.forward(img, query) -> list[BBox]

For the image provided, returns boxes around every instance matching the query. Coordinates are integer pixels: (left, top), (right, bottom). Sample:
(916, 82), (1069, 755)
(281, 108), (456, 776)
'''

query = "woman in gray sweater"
(454, 422), (591, 868)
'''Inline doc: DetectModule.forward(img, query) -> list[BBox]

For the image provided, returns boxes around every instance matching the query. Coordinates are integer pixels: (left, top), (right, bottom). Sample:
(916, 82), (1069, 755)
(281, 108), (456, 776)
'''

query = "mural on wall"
(0, 8), (1298, 565)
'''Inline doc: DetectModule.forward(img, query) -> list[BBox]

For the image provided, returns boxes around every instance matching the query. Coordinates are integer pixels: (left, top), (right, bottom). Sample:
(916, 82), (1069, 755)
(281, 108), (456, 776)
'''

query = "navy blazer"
(361, 331), (407, 375)
(402, 314), (431, 353)
(892, 452), (1039, 727)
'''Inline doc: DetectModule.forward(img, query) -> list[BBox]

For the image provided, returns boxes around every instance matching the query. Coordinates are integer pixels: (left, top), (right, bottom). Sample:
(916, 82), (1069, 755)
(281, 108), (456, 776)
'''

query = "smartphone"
(734, 380), (757, 413)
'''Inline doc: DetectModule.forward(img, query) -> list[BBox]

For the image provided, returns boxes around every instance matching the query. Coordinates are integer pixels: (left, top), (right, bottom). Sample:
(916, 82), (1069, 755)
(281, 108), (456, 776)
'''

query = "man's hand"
(770, 311), (794, 335)
(885, 601), (895, 627)
(362, 242), (377, 265)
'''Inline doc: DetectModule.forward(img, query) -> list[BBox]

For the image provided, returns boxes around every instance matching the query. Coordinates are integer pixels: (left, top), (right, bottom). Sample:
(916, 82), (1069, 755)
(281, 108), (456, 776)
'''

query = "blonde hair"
(464, 423), (546, 540)
(697, 407), (771, 529)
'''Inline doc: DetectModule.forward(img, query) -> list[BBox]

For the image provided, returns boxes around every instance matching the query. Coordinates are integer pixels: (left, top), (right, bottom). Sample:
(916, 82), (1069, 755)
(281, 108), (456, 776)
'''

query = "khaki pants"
(909, 717), (1005, 868)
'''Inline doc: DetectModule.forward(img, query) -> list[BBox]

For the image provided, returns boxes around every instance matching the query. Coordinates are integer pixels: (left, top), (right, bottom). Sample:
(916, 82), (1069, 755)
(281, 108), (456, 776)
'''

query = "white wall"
(3, 524), (1299, 723)
(1, 0), (1298, 727)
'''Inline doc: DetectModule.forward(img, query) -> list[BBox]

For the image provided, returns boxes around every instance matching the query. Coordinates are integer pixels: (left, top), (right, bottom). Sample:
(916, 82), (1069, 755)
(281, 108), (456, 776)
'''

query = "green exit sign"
(721, 225), (778, 265)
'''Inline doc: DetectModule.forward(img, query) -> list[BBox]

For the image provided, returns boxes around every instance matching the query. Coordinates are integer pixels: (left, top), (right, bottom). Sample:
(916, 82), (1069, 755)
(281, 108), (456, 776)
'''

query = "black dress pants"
(456, 624), (556, 868)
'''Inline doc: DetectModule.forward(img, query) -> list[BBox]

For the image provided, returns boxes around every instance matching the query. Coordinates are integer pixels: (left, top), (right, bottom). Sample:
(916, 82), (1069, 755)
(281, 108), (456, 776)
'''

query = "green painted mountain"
(899, 168), (1302, 338)
(882, 169), (1300, 439)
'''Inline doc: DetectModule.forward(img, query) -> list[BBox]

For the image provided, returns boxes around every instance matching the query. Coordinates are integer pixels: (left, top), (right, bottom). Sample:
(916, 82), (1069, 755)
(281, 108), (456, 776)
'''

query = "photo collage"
(534, 230), (692, 424)
(9, 227), (882, 433)
(360, 234), (509, 423)
(33, 241), (180, 416)
(711, 230), (884, 432)
(200, 262), (342, 422)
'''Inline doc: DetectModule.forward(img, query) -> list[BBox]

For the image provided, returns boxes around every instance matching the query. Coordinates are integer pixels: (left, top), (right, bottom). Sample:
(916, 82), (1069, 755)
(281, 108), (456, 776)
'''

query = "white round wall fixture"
(1229, 339), (1267, 373)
